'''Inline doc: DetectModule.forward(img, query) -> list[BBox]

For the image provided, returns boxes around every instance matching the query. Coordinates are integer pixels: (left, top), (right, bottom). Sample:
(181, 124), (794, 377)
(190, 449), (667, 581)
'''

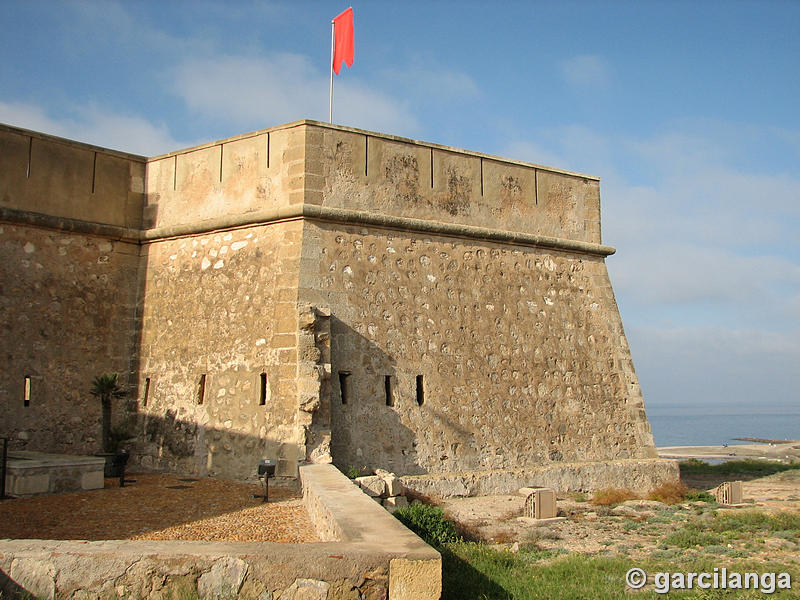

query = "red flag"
(332, 7), (354, 75)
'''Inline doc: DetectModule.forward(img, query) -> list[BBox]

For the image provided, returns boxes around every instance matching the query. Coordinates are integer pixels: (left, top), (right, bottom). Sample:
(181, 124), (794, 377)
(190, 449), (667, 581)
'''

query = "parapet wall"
(140, 120), (602, 246)
(0, 124), (145, 230)
(1, 120), (602, 243)
(309, 122), (602, 244)
(143, 125), (304, 230)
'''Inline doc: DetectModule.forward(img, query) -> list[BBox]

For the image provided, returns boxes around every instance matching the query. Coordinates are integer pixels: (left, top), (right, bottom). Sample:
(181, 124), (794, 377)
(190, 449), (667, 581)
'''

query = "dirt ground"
(437, 468), (800, 563)
(0, 472), (319, 543)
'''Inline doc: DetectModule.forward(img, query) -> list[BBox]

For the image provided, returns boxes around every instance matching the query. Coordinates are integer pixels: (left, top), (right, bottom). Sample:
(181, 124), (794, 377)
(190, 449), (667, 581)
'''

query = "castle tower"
(0, 120), (665, 486)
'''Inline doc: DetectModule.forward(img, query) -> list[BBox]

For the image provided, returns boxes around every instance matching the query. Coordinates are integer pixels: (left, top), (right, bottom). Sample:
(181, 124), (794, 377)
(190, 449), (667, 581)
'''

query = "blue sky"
(2, 1), (798, 417)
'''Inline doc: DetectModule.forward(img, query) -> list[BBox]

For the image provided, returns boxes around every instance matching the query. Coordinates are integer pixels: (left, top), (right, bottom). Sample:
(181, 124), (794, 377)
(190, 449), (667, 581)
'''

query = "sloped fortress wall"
(297, 125), (656, 474)
(0, 125), (144, 454)
(0, 120), (657, 481)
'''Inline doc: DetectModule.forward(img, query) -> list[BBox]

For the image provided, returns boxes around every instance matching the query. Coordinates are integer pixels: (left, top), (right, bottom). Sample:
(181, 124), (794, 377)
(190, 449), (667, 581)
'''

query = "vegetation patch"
(685, 489), (717, 503)
(590, 488), (638, 506)
(441, 543), (800, 599)
(679, 458), (800, 477)
(648, 481), (689, 504)
(662, 510), (800, 550)
(393, 503), (461, 548)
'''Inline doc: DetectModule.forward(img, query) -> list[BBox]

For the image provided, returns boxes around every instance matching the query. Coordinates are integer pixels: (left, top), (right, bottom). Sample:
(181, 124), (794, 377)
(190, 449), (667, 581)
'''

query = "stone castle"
(0, 119), (661, 482)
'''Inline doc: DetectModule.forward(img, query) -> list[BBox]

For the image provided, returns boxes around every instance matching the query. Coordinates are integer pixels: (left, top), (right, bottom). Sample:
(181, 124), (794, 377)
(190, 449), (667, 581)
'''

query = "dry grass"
(648, 481), (689, 505)
(448, 518), (489, 542)
(499, 506), (524, 522)
(404, 488), (445, 506)
(590, 487), (638, 506)
(490, 528), (516, 544)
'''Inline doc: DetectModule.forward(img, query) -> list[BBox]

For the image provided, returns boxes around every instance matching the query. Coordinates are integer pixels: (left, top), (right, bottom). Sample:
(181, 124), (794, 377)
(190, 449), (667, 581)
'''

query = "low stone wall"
(0, 464), (441, 600)
(5, 451), (105, 496)
(399, 458), (680, 498)
(300, 464), (441, 600)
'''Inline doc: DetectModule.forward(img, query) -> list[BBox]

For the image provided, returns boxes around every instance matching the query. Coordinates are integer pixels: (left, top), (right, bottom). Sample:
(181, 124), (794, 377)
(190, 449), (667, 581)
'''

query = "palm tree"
(90, 373), (126, 453)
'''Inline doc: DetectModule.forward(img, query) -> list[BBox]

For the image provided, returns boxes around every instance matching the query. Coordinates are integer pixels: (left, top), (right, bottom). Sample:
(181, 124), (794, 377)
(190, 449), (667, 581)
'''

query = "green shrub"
(663, 525), (725, 548)
(679, 458), (800, 476)
(685, 489), (716, 503)
(394, 503), (461, 548)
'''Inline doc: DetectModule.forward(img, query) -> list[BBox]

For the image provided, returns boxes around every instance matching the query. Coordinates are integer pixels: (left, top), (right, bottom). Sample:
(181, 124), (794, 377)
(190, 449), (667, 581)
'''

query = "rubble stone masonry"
(0, 119), (659, 482)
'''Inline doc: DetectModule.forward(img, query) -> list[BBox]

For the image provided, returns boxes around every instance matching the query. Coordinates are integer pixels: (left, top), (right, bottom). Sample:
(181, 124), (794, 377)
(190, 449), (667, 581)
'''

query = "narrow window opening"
(259, 372), (267, 406)
(173, 155), (177, 191)
(26, 137), (32, 179)
(415, 375), (424, 406)
(429, 148), (434, 188)
(384, 375), (393, 407)
(480, 158), (484, 196)
(364, 135), (369, 176)
(339, 372), (351, 405)
(142, 377), (151, 407)
(266, 132), (270, 168)
(23, 376), (31, 407)
(218, 144), (223, 182)
(91, 151), (97, 194)
(534, 169), (538, 205)
(197, 374), (206, 405)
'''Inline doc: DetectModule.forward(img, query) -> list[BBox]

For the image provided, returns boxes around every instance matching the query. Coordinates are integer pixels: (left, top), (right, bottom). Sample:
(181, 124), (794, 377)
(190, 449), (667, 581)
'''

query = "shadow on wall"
(329, 317), (429, 476)
(0, 571), (27, 599)
(128, 410), (304, 481)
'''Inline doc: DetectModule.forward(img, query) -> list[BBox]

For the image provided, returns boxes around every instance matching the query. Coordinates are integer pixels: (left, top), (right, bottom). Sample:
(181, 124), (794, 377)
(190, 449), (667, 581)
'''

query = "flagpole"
(329, 19), (334, 123)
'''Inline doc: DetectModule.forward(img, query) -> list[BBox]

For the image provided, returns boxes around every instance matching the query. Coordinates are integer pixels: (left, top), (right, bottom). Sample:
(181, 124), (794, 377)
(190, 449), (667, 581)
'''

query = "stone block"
(383, 475), (403, 497)
(10, 473), (50, 495)
(81, 470), (104, 491)
(197, 557), (248, 599)
(354, 476), (386, 497)
(388, 558), (442, 600)
(382, 496), (408, 513)
(277, 578), (330, 600)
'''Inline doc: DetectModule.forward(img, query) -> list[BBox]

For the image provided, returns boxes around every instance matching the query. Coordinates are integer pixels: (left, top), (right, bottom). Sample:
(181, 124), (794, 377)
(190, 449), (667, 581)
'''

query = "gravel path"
(0, 473), (319, 543)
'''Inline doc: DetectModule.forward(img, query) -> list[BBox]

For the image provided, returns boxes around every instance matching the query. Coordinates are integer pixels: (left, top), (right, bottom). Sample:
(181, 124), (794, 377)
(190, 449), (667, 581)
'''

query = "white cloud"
(171, 53), (419, 137)
(0, 101), (190, 156)
(609, 241), (800, 311)
(629, 324), (800, 412)
(559, 54), (611, 89)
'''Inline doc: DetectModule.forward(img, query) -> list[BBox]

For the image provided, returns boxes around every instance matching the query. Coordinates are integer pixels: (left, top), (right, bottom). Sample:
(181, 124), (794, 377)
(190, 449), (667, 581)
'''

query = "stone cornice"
(0, 204), (616, 257)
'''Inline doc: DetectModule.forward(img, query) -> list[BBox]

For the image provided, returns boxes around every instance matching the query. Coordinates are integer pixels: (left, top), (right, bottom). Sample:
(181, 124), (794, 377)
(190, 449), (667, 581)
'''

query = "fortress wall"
(0, 125), (145, 229)
(306, 123), (602, 245)
(299, 221), (656, 475)
(134, 220), (306, 479)
(0, 223), (141, 454)
(142, 125), (307, 230)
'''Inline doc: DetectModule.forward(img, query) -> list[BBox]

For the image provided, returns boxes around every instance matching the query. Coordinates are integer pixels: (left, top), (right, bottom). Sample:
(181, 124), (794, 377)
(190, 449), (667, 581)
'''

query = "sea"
(648, 411), (800, 447)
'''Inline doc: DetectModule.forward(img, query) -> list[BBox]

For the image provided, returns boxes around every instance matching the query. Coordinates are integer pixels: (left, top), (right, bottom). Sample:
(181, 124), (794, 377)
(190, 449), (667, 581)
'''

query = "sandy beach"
(658, 441), (800, 462)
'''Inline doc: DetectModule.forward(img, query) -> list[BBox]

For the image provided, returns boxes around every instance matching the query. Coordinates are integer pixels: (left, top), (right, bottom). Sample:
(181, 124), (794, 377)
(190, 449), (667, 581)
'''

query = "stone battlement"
(0, 123), (145, 229)
(2, 120), (602, 247)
